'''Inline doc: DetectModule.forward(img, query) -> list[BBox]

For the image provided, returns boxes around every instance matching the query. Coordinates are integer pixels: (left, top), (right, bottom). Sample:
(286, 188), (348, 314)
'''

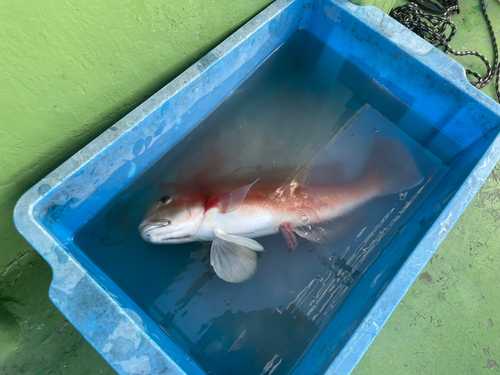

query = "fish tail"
(363, 138), (423, 195)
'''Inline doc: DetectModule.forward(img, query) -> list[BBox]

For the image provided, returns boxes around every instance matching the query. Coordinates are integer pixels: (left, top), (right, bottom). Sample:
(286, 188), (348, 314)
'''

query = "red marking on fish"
(204, 195), (222, 212)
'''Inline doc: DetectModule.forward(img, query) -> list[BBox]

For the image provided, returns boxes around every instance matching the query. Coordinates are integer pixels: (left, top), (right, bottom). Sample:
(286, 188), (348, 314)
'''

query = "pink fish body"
(196, 181), (380, 240)
(139, 138), (422, 283)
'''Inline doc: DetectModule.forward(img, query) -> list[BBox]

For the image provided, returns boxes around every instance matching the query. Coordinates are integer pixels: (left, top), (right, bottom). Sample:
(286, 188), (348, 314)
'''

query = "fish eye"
(158, 195), (171, 205)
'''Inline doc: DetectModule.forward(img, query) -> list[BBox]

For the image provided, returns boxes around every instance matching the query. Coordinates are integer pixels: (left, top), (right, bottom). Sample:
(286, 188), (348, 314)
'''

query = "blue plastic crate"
(14, 0), (500, 374)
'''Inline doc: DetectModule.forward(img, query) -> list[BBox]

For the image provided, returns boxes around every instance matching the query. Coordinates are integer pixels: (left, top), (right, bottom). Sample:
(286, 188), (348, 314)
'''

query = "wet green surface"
(1, 0), (499, 374)
(0, 252), (114, 374)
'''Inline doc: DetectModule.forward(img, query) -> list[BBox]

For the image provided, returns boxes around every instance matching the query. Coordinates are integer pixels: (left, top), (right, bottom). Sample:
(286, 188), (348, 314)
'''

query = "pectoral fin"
(279, 222), (298, 253)
(214, 229), (264, 251)
(210, 229), (264, 283)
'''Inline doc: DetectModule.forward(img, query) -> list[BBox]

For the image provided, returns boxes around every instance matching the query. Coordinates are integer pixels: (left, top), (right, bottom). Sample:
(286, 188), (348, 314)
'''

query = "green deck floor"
(1, 0), (499, 374)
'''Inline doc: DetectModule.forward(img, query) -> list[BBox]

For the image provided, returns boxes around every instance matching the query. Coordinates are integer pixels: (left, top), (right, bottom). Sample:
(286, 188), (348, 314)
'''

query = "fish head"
(139, 194), (206, 244)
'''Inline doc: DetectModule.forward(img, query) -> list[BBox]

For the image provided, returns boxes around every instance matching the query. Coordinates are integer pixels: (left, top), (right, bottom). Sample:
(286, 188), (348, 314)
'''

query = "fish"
(139, 138), (423, 283)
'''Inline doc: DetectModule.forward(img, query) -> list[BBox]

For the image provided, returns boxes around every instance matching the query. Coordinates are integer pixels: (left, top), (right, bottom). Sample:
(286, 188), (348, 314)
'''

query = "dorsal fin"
(218, 179), (259, 214)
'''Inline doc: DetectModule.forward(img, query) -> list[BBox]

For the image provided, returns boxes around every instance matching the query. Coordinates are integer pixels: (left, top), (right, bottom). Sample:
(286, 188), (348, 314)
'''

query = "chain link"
(390, 0), (500, 101)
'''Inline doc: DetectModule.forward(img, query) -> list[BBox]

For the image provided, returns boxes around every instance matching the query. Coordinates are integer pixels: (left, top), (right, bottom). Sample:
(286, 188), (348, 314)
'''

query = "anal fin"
(295, 209), (366, 244)
(294, 224), (329, 243)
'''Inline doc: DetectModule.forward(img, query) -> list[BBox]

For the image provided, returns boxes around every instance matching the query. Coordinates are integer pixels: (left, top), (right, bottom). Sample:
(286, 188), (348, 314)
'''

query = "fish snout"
(138, 218), (200, 244)
(138, 220), (171, 242)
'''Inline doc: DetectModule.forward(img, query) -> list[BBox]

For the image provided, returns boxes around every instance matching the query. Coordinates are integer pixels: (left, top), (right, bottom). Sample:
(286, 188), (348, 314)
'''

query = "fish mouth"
(142, 224), (168, 234)
(140, 231), (192, 244)
(138, 223), (194, 244)
(138, 214), (201, 244)
(139, 220), (170, 233)
(159, 235), (193, 244)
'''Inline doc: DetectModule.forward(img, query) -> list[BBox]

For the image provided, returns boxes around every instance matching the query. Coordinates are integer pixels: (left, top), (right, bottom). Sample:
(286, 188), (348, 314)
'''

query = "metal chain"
(390, 0), (500, 101)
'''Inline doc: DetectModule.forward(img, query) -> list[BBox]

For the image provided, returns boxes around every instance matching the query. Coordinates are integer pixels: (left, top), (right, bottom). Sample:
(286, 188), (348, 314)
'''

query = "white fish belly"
(195, 208), (293, 240)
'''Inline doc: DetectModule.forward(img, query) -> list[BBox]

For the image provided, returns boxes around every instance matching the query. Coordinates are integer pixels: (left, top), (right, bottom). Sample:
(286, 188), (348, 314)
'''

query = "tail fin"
(364, 138), (423, 195)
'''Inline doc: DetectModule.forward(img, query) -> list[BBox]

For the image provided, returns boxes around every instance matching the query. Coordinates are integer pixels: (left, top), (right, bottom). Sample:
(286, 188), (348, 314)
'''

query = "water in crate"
(75, 29), (450, 375)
